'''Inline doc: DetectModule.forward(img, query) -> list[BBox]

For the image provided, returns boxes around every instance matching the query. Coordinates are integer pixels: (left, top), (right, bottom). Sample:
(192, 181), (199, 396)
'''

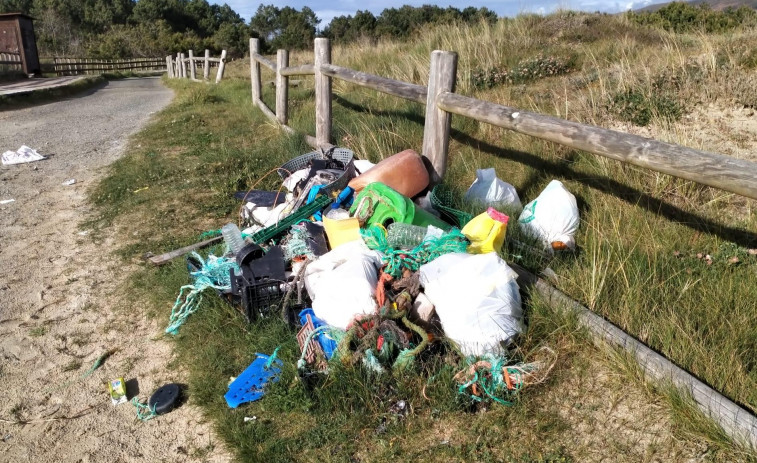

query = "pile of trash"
(167, 147), (579, 409)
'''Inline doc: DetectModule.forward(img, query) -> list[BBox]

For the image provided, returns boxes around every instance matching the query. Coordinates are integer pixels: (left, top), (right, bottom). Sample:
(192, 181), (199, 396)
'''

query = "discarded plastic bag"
(419, 252), (523, 356)
(465, 168), (521, 209)
(304, 240), (383, 329)
(2, 145), (45, 165)
(461, 207), (509, 254)
(518, 180), (579, 250)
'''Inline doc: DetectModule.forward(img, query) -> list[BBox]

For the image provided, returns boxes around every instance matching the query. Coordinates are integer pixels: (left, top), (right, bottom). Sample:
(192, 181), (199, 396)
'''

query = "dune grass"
(90, 12), (757, 462)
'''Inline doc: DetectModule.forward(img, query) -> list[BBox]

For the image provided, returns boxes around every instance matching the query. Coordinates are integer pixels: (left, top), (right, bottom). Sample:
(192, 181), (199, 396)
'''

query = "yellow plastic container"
(323, 215), (362, 249)
(461, 207), (509, 254)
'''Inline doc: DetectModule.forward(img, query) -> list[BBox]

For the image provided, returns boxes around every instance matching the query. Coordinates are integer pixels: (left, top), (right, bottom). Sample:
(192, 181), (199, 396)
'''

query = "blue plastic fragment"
(298, 308), (338, 360)
(224, 353), (283, 408)
(331, 186), (354, 209)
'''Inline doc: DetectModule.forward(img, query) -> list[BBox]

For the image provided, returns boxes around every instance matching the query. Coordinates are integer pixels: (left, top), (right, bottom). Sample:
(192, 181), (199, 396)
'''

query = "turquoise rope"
(130, 397), (158, 422)
(165, 252), (240, 335)
(360, 226), (469, 278)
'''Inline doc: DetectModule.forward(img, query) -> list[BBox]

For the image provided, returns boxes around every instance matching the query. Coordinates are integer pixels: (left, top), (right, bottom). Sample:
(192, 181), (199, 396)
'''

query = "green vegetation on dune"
(90, 11), (757, 462)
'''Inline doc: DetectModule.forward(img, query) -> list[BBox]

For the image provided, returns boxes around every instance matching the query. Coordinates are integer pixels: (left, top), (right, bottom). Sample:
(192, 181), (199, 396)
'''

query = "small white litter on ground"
(0, 199), (15, 205)
(2, 146), (46, 165)
(62, 179), (76, 186)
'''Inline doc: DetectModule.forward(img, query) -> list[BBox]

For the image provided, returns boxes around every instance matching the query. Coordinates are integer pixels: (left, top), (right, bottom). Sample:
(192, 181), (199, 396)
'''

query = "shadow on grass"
(333, 93), (757, 248)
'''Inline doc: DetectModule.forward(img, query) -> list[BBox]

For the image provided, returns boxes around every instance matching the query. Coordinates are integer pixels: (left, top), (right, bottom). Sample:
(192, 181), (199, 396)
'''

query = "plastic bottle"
(461, 208), (509, 254)
(387, 223), (428, 249)
(221, 223), (246, 255)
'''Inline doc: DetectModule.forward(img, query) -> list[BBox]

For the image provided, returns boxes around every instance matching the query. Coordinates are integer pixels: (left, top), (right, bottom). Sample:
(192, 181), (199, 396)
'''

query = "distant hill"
(637, 0), (757, 12)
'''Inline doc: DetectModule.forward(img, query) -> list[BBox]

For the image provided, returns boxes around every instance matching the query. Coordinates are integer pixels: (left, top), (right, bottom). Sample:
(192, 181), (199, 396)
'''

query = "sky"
(216, 0), (656, 28)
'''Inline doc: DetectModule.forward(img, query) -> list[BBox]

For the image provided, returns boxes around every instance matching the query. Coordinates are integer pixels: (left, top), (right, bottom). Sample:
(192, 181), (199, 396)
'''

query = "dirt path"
(0, 78), (229, 462)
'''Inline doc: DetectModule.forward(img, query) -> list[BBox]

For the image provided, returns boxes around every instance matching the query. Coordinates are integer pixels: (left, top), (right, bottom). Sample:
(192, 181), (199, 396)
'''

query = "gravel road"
(0, 78), (229, 462)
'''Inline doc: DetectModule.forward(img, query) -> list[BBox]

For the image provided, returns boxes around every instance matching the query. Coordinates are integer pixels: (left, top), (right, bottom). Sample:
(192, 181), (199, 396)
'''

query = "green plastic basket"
(429, 185), (473, 228)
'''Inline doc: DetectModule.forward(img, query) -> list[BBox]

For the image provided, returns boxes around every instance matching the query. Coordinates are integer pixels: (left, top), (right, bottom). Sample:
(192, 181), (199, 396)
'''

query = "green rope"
(130, 397), (158, 422)
(456, 354), (538, 406)
(165, 252), (240, 335)
(81, 350), (114, 378)
(392, 316), (429, 371)
(361, 225), (469, 278)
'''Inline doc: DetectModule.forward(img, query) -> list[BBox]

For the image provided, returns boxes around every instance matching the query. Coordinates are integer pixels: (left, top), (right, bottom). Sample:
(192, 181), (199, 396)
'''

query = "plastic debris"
(518, 180), (580, 251)
(461, 208), (509, 254)
(0, 199), (14, 205)
(2, 145), (45, 165)
(465, 168), (521, 209)
(62, 179), (76, 186)
(420, 252), (523, 356)
(348, 149), (429, 198)
(225, 349), (283, 408)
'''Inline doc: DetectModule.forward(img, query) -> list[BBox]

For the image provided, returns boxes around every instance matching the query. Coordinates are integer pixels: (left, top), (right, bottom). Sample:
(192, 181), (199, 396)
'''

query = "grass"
(89, 11), (757, 462)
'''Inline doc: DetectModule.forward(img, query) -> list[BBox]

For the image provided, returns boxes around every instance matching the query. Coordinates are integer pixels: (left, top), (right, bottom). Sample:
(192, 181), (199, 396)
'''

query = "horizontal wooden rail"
(280, 64), (314, 76)
(319, 63), (427, 104)
(54, 60), (163, 66)
(184, 57), (221, 63)
(437, 92), (757, 201)
(510, 263), (757, 450)
(0, 60), (22, 65)
(252, 53), (275, 71)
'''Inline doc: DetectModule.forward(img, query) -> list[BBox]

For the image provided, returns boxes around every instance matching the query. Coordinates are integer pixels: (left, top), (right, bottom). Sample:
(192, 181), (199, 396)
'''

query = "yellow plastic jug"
(461, 207), (509, 254)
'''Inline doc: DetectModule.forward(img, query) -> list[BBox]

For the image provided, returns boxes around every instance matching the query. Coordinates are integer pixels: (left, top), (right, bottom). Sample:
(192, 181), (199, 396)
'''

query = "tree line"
(0, 2), (499, 59)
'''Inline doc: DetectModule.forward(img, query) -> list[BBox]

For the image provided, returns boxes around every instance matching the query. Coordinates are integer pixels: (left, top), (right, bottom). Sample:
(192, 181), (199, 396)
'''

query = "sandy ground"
(0, 78), (229, 462)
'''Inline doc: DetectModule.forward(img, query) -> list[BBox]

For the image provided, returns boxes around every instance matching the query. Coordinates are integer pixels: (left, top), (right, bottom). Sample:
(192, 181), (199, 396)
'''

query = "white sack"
(419, 252), (523, 356)
(518, 180), (579, 250)
(305, 240), (383, 329)
(464, 168), (521, 209)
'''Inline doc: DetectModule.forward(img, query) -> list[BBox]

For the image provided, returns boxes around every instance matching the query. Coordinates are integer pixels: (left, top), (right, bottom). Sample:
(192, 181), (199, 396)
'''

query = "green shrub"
(628, 2), (757, 34)
(608, 88), (683, 126)
(471, 55), (575, 89)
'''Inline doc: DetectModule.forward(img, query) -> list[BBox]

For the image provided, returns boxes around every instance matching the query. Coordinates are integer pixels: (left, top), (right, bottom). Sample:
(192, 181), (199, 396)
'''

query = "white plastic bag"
(518, 180), (580, 250)
(305, 240), (383, 329)
(465, 168), (522, 209)
(419, 252), (523, 356)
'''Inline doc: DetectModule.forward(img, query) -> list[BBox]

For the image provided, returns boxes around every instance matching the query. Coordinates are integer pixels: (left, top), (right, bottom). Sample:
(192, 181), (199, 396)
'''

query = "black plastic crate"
(232, 277), (286, 322)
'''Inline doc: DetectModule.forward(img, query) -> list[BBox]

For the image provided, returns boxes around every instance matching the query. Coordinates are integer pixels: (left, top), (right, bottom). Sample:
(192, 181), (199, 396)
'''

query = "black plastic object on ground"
(148, 383), (181, 415)
(229, 244), (287, 321)
(233, 190), (287, 207)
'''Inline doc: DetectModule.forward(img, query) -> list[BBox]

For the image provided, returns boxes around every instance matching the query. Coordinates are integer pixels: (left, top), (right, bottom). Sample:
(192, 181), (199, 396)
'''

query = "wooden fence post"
(314, 38), (332, 147)
(276, 49), (289, 125)
(166, 55), (173, 78)
(188, 50), (196, 79)
(250, 38), (261, 105)
(215, 49), (227, 83)
(204, 49), (210, 80)
(421, 50), (457, 185)
(181, 53), (187, 78)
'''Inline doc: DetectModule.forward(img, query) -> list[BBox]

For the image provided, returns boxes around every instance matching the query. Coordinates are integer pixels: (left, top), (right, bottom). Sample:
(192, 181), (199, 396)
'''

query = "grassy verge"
(91, 13), (757, 462)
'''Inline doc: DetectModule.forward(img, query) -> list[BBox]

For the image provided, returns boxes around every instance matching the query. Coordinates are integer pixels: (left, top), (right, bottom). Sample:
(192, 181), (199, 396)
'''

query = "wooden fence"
(0, 51), (22, 71)
(166, 49), (227, 84)
(249, 37), (757, 449)
(43, 57), (166, 76)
